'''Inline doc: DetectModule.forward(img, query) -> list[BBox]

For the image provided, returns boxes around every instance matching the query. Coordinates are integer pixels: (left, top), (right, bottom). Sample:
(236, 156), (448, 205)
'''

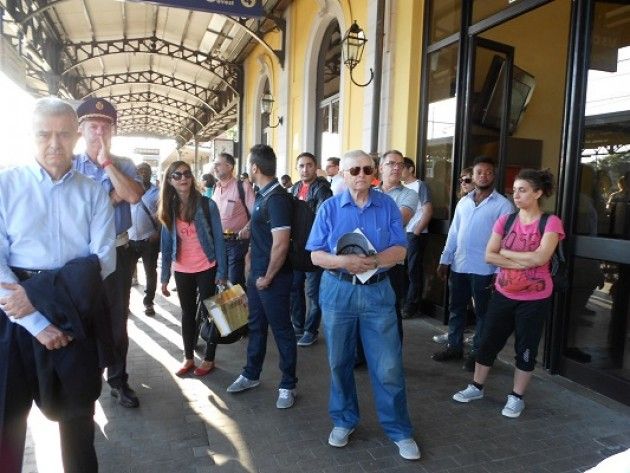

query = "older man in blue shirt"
(73, 98), (144, 408)
(433, 156), (513, 371)
(307, 149), (420, 461)
(0, 97), (115, 473)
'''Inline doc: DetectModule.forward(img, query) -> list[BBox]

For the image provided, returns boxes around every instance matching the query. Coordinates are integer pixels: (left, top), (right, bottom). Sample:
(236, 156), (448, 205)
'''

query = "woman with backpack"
(159, 161), (227, 377)
(452, 169), (565, 418)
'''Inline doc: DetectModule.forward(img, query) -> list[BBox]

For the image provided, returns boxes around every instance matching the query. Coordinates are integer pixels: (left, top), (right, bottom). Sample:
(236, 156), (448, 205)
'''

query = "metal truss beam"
(117, 115), (194, 137)
(62, 36), (239, 95)
(106, 91), (208, 121)
(85, 85), (217, 114)
(226, 15), (286, 67)
(117, 104), (204, 128)
(76, 71), (221, 104)
(117, 126), (186, 143)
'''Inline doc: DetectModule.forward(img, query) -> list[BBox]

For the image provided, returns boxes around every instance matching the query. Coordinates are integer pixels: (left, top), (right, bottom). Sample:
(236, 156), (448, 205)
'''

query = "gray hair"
(33, 97), (78, 128)
(341, 149), (371, 170)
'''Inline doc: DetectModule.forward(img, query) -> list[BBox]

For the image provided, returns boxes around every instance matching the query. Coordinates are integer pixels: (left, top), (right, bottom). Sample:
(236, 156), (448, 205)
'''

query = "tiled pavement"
(24, 283), (630, 473)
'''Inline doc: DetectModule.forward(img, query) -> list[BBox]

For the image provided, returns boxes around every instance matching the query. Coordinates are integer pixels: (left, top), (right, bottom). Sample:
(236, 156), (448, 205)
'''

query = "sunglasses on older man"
(346, 166), (374, 176)
(171, 170), (193, 181)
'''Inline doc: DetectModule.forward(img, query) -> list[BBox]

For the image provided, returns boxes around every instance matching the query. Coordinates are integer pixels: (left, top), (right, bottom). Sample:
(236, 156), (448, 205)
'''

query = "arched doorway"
(315, 21), (341, 162)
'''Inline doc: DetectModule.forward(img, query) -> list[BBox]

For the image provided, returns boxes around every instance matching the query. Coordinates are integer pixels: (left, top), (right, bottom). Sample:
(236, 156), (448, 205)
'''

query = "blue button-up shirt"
(129, 184), (160, 241)
(306, 188), (407, 274)
(72, 152), (140, 234)
(0, 163), (116, 335)
(439, 189), (513, 275)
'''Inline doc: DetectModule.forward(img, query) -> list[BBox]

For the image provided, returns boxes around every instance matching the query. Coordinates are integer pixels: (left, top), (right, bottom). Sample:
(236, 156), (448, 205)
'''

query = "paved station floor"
(22, 282), (630, 473)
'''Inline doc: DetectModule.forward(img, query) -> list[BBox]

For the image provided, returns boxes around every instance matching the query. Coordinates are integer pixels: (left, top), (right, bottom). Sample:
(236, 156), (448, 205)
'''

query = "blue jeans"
(243, 270), (297, 389)
(447, 271), (494, 352)
(320, 271), (413, 441)
(225, 239), (249, 288)
(290, 269), (323, 335)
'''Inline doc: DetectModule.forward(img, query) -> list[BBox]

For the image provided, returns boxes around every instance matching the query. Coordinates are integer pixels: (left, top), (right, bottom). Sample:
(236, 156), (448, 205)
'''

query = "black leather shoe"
(144, 305), (155, 316)
(431, 345), (463, 362)
(111, 385), (140, 408)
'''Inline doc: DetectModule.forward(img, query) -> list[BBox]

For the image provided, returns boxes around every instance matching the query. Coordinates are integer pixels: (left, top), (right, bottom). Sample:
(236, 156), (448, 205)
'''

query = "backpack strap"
(236, 179), (251, 221)
(538, 213), (550, 237)
(538, 212), (566, 263)
(502, 212), (519, 238)
(259, 182), (287, 223)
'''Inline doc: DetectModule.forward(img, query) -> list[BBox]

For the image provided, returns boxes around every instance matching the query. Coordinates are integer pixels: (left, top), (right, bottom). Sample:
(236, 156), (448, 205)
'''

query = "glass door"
(560, 1), (630, 405)
(462, 37), (514, 193)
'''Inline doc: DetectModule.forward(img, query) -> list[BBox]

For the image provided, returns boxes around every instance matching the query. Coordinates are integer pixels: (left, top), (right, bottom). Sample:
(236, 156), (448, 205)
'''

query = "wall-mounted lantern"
(260, 91), (283, 128)
(341, 21), (374, 87)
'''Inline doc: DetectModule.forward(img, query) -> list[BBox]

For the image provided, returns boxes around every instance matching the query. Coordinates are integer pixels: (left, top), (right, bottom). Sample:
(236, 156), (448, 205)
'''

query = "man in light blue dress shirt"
(433, 156), (513, 371)
(129, 162), (160, 316)
(307, 150), (420, 461)
(0, 97), (115, 472)
(73, 98), (144, 408)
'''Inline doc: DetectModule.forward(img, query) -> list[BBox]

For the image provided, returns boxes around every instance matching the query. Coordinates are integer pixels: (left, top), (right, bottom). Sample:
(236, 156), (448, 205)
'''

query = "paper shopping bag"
(202, 284), (249, 337)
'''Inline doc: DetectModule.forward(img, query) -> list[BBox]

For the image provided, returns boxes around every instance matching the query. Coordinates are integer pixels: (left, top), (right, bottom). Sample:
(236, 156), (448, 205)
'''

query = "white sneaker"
(328, 427), (354, 447)
(501, 394), (525, 418)
(394, 438), (421, 460)
(226, 375), (260, 393)
(453, 384), (484, 403)
(432, 333), (448, 344)
(276, 388), (296, 409)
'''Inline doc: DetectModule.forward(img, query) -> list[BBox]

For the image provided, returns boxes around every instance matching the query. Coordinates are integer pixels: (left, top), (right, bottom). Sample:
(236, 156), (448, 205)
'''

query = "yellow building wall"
(242, 0), (371, 178)
(389, 0), (424, 160)
(242, 29), (282, 155)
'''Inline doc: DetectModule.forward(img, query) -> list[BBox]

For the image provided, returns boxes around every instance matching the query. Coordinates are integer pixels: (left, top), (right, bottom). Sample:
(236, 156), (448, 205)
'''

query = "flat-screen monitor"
(477, 55), (536, 135)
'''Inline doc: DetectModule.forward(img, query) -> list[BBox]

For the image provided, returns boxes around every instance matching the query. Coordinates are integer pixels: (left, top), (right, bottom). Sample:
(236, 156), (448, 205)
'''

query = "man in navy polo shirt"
(226, 144), (298, 409)
(73, 98), (144, 408)
(306, 149), (420, 461)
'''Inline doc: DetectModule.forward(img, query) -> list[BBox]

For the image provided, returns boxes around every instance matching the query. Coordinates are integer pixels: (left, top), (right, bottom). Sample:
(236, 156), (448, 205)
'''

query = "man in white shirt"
(325, 157), (345, 195)
(401, 157), (433, 318)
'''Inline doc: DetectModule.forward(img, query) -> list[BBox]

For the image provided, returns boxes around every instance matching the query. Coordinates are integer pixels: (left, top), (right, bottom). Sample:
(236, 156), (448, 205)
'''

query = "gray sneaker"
(453, 384), (484, 403)
(432, 333), (448, 344)
(501, 394), (525, 418)
(328, 427), (354, 447)
(394, 438), (421, 460)
(276, 388), (296, 409)
(226, 375), (260, 393)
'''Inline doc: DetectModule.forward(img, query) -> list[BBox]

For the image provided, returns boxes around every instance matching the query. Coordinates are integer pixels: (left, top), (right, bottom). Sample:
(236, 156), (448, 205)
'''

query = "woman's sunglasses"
(171, 170), (193, 181)
(346, 166), (374, 176)
(459, 177), (472, 184)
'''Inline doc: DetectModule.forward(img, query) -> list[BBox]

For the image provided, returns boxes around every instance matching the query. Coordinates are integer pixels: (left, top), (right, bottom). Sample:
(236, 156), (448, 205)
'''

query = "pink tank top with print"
(173, 219), (215, 274)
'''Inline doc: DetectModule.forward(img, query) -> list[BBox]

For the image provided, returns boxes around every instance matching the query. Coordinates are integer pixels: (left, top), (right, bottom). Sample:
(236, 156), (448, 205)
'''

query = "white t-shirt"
(404, 179), (432, 233)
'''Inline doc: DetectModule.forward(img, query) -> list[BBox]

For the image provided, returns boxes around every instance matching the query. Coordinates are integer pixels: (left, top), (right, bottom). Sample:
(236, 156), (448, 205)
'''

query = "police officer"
(74, 98), (144, 408)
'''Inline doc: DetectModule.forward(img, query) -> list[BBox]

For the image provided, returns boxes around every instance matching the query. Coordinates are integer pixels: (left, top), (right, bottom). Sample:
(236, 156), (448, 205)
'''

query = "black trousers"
(387, 264), (406, 341)
(174, 268), (217, 361)
(129, 238), (160, 307)
(476, 291), (552, 372)
(105, 244), (134, 388)
(404, 233), (428, 312)
(0, 326), (97, 473)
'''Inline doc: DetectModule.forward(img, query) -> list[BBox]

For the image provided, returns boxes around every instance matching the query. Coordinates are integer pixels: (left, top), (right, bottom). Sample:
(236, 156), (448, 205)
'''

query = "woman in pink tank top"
(452, 169), (565, 419)
(159, 161), (228, 377)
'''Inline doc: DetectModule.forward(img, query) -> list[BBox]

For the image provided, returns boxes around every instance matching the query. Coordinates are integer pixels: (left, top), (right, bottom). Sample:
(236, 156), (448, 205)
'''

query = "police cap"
(77, 97), (117, 125)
